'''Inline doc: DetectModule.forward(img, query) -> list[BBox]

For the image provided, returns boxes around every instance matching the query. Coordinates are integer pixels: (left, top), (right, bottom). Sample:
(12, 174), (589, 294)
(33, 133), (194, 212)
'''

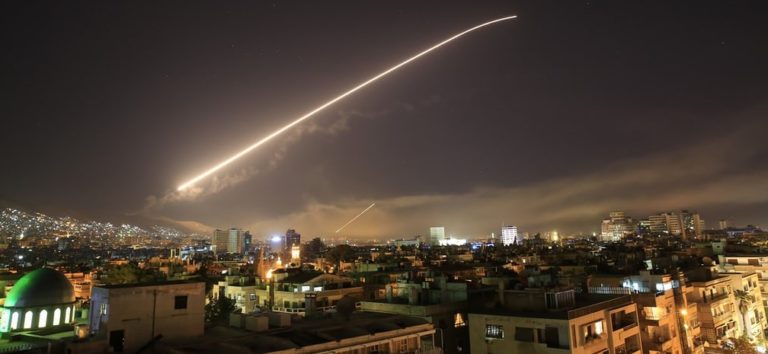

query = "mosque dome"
(4, 268), (75, 308)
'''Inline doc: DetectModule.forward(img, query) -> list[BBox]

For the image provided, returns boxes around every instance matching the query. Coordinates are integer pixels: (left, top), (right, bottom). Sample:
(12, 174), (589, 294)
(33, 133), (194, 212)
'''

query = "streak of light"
(177, 15), (517, 191)
(335, 203), (376, 233)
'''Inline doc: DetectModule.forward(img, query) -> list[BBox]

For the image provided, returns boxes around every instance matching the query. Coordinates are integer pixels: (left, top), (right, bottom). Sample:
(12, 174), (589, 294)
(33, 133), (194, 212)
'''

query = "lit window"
(23, 311), (33, 329)
(65, 307), (71, 323)
(595, 320), (604, 335)
(485, 324), (504, 339)
(10, 312), (19, 330)
(100, 303), (108, 315)
(301, 285), (310, 292)
(53, 308), (61, 326)
(38, 310), (47, 328)
(454, 313), (466, 327)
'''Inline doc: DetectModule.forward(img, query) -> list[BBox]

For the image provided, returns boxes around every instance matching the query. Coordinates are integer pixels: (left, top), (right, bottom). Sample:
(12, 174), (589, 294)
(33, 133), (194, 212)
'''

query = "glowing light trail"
(335, 203), (376, 233)
(177, 15), (517, 191)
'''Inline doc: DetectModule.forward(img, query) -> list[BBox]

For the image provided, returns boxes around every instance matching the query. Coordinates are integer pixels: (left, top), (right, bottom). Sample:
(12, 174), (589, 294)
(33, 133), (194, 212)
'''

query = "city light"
(176, 16), (517, 191)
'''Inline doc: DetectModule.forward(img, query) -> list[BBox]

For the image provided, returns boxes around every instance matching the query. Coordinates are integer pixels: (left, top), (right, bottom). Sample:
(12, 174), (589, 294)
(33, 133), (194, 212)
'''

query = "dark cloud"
(1, 1), (767, 237)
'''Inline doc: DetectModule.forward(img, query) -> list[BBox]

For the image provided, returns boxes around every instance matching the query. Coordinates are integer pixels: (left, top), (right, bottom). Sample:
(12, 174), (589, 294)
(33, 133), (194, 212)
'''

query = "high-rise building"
(284, 229), (301, 258)
(429, 227), (445, 245)
(501, 225), (518, 246)
(212, 228), (247, 253)
(719, 219), (728, 230)
(648, 211), (704, 239)
(600, 211), (636, 241)
(680, 210), (705, 239)
(648, 212), (683, 236)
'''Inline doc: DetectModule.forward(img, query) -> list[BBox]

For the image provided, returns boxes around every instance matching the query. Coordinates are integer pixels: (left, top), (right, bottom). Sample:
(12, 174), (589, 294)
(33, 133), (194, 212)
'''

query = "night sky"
(3, 1), (767, 238)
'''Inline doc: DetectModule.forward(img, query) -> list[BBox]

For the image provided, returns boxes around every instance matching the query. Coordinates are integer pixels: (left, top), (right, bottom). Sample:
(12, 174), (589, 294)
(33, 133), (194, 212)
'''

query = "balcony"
(704, 292), (730, 304)
(645, 336), (673, 352)
(615, 344), (642, 354)
(612, 315), (639, 331)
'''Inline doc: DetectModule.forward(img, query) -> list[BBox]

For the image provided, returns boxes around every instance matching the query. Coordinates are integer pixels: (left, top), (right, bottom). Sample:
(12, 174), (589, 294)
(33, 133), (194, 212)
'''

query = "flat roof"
(470, 294), (633, 320)
(94, 279), (204, 289)
(161, 312), (432, 353)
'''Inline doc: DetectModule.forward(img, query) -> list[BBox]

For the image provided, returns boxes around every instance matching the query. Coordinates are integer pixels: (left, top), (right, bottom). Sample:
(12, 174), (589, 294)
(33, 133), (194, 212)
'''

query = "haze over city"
(3, 1), (767, 238)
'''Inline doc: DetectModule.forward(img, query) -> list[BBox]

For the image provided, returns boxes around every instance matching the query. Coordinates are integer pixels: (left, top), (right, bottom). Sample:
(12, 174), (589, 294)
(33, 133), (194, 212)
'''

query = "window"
(485, 324), (504, 339)
(23, 311), (33, 329)
(174, 295), (188, 309)
(10, 312), (19, 330)
(65, 307), (71, 324)
(38, 310), (47, 328)
(249, 294), (257, 301)
(396, 338), (408, 353)
(515, 327), (534, 342)
(100, 303), (108, 315)
(53, 308), (61, 326)
(454, 313), (466, 327)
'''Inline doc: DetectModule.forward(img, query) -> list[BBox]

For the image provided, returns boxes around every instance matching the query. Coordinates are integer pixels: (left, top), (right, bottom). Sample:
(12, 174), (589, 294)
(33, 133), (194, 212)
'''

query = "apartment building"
(721, 271), (767, 340)
(721, 254), (768, 318)
(588, 271), (704, 354)
(469, 288), (642, 354)
(686, 270), (740, 345)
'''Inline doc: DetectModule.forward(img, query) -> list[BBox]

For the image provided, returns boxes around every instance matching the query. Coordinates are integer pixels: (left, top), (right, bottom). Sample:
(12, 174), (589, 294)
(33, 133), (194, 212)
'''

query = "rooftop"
(159, 312), (432, 353)
(471, 294), (633, 320)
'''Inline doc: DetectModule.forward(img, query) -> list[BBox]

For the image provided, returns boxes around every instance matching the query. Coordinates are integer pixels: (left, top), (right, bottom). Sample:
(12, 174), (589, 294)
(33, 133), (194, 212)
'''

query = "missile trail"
(335, 203), (376, 233)
(177, 15), (517, 191)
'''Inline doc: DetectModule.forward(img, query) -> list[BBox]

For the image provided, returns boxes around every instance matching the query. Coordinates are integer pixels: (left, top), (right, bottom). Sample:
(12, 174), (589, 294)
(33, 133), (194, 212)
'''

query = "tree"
(303, 237), (326, 260)
(727, 337), (759, 354)
(205, 293), (237, 324)
(326, 244), (354, 272)
(103, 263), (163, 285)
(734, 290), (756, 340)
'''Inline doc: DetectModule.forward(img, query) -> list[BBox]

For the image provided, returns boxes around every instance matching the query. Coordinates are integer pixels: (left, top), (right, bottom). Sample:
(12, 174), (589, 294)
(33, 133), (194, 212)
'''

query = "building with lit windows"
(501, 225), (519, 246)
(600, 211), (636, 242)
(588, 271), (702, 354)
(469, 289), (642, 354)
(686, 269), (740, 345)
(0, 268), (77, 336)
(212, 228), (248, 254)
(429, 227), (445, 245)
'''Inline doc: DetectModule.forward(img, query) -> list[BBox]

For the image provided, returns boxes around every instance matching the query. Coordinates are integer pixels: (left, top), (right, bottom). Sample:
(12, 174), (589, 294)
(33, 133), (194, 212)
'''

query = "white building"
(429, 227), (445, 245)
(501, 225), (519, 246)
(89, 280), (205, 353)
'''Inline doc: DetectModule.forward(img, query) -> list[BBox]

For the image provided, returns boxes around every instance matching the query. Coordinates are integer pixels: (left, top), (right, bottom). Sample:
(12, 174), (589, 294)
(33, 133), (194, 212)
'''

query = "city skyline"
(2, 2), (767, 237)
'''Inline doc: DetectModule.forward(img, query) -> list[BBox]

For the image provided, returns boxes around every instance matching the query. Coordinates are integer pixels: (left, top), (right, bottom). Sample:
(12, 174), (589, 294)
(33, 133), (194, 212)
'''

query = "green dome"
(4, 268), (75, 308)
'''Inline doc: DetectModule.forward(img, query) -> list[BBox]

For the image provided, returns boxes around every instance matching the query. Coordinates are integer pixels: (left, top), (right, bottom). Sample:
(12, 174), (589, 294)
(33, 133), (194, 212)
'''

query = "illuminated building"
(429, 227), (445, 245)
(721, 254), (768, 321)
(720, 271), (767, 340)
(212, 228), (247, 253)
(686, 269), (740, 344)
(680, 210), (705, 239)
(0, 268), (76, 336)
(588, 272), (698, 354)
(284, 229), (301, 258)
(600, 211), (636, 242)
(469, 289), (642, 354)
(501, 225), (518, 246)
(438, 237), (467, 246)
(719, 219), (728, 230)
(89, 280), (205, 353)
(648, 212), (683, 236)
